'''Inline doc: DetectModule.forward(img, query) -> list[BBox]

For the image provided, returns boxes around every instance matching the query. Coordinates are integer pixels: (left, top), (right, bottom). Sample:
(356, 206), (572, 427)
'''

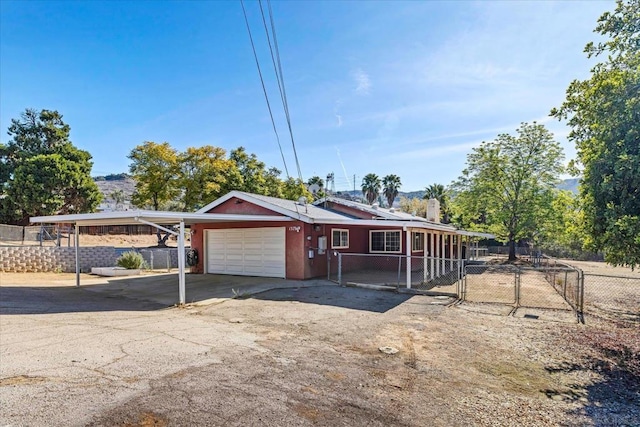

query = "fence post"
(563, 270), (568, 299)
(578, 270), (585, 323)
(515, 269), (520, 306)
(166, 250), (171, 272)
(338, 253), (343, 286)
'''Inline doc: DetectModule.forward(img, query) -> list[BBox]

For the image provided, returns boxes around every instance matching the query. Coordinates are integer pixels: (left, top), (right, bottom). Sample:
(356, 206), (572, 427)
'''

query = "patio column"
(440, 233), (447, 274)
(457, 235), (462, 280)
(430, 232), (435, 280)
(423, 231), (428, 283)
(449, 234), (454, 273)
(405, 228), (411, 289)
(75, 223), (80, 288)
(435, 232), (440, 277)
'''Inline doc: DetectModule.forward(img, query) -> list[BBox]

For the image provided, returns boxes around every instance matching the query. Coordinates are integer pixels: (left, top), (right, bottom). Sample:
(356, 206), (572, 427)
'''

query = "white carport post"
(136, 217), (185, 305)
(177, 220), (186, 305)
(441, 233), (446, 275)
(75, 223), (80, 287)
(405, 227), (411, 289)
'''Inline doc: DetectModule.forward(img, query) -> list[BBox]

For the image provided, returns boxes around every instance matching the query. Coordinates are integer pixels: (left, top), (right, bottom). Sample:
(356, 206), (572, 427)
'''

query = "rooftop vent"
(297, 196), (307, 206)
(371, 202), (379, 210)
(389, 208), (396, 213)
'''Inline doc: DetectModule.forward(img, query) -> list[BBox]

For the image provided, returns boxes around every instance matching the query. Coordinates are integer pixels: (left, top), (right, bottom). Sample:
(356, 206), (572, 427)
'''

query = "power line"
(263, 0), (304, 182)
(239, 0), (290, 179)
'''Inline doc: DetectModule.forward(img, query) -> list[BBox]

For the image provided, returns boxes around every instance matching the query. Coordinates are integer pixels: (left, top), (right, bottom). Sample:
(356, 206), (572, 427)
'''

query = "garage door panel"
(206, 227), (286, 278)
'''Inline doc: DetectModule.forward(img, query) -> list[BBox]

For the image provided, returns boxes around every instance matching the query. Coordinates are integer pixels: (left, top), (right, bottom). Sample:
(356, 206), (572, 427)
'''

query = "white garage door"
(206, 227), (286, 278)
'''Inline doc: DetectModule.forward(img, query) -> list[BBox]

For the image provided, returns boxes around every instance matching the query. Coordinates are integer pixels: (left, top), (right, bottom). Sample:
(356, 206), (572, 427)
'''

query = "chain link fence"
(329, 253), (461, 295)
(582, 274), (640, 323)
(461, 264), (583, 319)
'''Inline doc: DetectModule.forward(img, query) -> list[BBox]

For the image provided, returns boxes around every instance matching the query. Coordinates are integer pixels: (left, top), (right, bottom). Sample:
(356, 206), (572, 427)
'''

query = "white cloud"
(352, 68), (371, 95)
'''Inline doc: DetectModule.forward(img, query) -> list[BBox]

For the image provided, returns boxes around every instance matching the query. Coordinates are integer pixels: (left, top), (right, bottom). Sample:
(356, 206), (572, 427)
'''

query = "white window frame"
(369, 230), (402, 253)
(331, 228), (349, 249)
(412, 231), (425, 252)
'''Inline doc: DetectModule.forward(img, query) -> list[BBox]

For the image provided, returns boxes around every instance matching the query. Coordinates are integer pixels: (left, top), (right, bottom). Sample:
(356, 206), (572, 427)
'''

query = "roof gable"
(196, 191), (351, 223)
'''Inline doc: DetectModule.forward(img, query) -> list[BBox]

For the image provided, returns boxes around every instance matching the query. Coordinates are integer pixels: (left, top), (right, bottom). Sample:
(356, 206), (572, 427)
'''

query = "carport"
(30, 211), (293, 304)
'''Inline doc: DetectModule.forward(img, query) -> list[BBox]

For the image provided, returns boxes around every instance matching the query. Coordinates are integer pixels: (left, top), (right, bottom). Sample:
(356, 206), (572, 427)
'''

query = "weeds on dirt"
(231, 288), (251, 299)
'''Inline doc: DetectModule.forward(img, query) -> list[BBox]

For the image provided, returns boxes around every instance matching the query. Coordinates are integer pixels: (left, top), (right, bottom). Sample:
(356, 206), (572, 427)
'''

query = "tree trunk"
(508, 240), (517, 261)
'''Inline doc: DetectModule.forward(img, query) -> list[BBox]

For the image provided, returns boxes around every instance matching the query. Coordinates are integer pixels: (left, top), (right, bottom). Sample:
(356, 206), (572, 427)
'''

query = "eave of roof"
(30, 211), (293, 226)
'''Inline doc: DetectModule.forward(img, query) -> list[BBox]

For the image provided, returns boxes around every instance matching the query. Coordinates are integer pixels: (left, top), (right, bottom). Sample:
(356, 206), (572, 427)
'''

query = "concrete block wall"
(0, 246), (118, 273)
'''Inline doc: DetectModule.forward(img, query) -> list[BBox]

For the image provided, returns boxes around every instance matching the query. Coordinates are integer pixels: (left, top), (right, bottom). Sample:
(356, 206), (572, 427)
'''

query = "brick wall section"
(0, 246), (118, 273)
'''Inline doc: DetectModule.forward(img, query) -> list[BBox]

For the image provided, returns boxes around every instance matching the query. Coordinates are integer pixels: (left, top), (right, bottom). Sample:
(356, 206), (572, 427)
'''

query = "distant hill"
(557, 178), (579, 193)
(334, 178), (580, 207)
(93, 174), (136, 210)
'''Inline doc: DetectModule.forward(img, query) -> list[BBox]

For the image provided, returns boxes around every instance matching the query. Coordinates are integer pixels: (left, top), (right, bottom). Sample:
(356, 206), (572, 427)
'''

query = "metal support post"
(74, 223), (80, 287)
(178, 221), (186, 305)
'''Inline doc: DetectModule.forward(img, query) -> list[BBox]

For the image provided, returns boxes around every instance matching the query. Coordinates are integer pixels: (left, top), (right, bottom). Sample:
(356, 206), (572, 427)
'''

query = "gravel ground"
(1, 275), (638, 426)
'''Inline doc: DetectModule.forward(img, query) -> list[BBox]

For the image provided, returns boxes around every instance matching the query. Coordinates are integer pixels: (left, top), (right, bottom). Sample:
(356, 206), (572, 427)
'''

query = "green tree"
(452, 122), (564, 260)
(229, 147), (269, 195)
(110, 190), (126, 211)
(537, 190), (588, 257)
(551, 0), (640, 268)
(282, 177), (313, 202)
(0, 109), (101, 224)
(128, 141), (180, 210)
(423, 183), (452, 223)
(382, 174), (401, 208)
(178, 145), (236, 211)
(398, 196), (427, 217)
(361, 173), (381, 204)
(263, 167), (284, 198)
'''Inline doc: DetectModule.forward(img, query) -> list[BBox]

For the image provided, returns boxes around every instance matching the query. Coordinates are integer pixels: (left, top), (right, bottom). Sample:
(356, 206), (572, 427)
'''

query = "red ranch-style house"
(30, 191), (491, 304)
(190, 192), (487, 280)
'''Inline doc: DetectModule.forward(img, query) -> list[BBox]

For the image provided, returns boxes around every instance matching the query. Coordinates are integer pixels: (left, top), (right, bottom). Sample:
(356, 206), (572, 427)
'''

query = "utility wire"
(240, 0), (290, 179)
(264, 0), (304, 182)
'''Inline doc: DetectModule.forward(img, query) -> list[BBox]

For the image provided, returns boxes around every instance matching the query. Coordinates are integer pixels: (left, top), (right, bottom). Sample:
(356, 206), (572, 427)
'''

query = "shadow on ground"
(1, 273), (407, 315)
(248, 285), (412, 313)
(0, 286), (166, 314)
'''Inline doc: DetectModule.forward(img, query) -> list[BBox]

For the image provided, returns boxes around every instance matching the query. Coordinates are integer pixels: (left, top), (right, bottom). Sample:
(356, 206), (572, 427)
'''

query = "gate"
(462, 264), (584, 321)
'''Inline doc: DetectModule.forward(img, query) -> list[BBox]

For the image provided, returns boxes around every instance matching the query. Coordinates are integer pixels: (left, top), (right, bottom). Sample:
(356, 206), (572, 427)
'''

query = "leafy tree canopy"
(551, 0), (640, 268)
(128, 141), (180, 210)
(1, 108), (101, 224)
(451, 122), (564, 260)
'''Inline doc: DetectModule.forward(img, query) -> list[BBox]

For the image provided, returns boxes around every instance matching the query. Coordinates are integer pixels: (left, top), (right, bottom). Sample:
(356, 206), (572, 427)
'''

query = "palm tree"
(361, 173), (381, 204)
(382, 174), (401, 208)
(423, 183), (451, 223)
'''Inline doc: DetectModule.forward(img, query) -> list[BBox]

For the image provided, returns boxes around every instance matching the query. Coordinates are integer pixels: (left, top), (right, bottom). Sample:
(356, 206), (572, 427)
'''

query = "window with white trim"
(370, 230), (401, 253)
(412, 232), (425, 252)
(332, 229), (349, 249)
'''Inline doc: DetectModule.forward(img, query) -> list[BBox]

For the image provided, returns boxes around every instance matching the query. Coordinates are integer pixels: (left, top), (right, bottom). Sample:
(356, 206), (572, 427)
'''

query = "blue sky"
(0, 0), (611, 192)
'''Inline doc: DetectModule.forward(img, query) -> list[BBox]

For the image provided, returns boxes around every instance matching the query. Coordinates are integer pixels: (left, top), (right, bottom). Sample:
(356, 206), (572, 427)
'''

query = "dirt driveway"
(1, 273), (638, 426)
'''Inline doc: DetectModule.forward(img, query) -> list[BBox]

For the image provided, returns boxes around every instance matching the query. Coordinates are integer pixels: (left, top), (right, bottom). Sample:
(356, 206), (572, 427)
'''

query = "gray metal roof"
(313, 196), (432, 222)
(235, 192), (352, 222)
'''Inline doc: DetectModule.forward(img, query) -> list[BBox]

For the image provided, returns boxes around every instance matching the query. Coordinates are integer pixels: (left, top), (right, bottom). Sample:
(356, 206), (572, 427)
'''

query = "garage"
(206, 227), (286, 278)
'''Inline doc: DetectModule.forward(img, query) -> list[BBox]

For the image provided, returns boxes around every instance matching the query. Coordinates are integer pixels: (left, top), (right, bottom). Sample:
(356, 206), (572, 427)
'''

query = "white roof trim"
(30, 210), (294, 226)
(196, 190), (315, 223)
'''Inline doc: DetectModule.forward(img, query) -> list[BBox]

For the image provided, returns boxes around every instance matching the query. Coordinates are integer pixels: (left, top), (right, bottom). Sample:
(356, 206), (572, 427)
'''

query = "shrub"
(116, 251), (147, 269)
